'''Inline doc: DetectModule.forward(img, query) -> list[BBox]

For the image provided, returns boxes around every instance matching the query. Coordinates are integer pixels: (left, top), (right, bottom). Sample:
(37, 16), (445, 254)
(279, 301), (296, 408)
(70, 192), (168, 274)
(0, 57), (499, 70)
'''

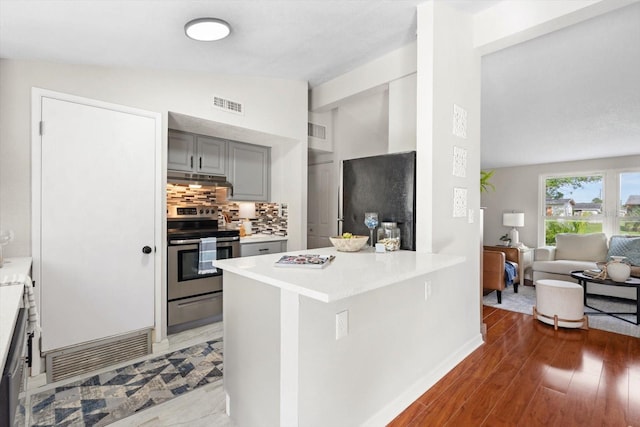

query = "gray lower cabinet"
(168, 130), (227, 175)
(240, 240), (287, 257)
(228, 141), (270, 201)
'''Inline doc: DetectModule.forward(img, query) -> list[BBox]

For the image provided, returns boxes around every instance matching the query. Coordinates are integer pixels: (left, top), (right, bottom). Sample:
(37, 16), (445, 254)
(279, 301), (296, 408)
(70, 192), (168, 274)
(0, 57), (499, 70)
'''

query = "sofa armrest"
(534, 246), (556, 261)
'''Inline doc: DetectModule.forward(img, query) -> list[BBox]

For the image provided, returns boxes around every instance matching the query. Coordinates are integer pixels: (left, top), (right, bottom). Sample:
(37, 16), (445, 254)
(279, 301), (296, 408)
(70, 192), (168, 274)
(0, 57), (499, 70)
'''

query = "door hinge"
(39, 121), (44, 135)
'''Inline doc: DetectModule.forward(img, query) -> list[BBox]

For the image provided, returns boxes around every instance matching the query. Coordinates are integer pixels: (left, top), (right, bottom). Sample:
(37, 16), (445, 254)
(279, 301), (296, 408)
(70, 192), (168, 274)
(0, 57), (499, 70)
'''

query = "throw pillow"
(608, 235), (640, 266)
(555, 233), (608, 262)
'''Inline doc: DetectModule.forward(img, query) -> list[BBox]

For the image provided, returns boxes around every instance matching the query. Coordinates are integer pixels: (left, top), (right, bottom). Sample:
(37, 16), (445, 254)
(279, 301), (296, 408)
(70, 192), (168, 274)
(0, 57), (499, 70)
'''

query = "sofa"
(532, 233), (640, 301)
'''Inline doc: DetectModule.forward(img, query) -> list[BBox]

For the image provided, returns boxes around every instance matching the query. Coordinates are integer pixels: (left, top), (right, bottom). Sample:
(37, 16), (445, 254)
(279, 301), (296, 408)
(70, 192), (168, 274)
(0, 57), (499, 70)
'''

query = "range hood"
(167, 171), (234, 194)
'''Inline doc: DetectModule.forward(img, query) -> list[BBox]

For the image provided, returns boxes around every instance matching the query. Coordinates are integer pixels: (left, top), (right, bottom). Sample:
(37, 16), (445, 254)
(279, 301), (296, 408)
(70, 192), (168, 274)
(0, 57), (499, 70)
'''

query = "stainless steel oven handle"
(169, 239), (200, 245)
(169, 236), (239, 245)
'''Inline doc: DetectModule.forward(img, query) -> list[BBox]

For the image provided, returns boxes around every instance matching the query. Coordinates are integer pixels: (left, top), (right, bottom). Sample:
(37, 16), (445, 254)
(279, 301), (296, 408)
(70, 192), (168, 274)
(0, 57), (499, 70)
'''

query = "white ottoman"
(533, 279), (588, 330)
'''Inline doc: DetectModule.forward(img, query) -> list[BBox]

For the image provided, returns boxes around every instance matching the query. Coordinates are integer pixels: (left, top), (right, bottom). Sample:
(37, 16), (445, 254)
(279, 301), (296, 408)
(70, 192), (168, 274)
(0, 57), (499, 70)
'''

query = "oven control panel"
(177, 207), (198, 216)
(168, 206), (218, 219)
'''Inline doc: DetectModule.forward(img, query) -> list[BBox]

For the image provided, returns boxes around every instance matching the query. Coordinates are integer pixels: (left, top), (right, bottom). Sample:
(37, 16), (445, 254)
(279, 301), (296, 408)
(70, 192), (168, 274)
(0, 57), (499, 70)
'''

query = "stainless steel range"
(167, 206), (239, 334)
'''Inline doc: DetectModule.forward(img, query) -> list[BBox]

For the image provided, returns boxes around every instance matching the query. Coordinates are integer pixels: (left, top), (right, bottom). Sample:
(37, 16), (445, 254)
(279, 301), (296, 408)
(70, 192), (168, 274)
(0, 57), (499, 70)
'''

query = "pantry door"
(34, 90), (161, 352)
(307, 162), (334, 249)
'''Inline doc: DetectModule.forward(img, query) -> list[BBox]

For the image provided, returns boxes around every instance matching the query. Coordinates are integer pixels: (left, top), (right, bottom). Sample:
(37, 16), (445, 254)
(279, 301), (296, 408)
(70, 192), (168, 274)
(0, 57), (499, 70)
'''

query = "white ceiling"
(0, 0), (490, 87)
(481, 2), (640, 169)
(1, 0), (637, 169)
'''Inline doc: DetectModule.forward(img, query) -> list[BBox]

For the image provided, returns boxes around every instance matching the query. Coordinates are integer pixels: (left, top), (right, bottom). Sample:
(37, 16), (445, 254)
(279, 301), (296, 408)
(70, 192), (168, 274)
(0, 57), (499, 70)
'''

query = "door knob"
(142, 246), (153, 254)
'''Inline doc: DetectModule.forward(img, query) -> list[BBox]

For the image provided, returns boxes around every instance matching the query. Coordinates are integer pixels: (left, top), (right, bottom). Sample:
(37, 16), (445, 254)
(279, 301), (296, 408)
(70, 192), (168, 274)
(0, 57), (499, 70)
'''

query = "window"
(618, 172), (640, 235)
(543, 174), (603, 245)
(541, 169), (640, 245)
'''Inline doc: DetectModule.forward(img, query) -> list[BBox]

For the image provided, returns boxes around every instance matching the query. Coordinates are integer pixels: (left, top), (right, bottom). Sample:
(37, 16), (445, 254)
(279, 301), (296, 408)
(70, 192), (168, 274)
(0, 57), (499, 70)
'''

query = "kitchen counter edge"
(212, 248), (464, 303)
(240, 235), (288, 244)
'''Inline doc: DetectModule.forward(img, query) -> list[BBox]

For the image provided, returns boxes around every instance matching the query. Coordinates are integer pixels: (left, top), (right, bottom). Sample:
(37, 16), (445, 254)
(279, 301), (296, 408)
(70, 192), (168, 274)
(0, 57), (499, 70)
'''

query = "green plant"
(480, 170), (495, 193)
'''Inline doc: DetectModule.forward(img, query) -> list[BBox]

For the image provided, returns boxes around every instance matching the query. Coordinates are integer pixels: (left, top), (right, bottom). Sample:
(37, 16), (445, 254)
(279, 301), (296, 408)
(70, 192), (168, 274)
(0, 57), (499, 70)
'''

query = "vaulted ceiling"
(481, 1), (640, 169)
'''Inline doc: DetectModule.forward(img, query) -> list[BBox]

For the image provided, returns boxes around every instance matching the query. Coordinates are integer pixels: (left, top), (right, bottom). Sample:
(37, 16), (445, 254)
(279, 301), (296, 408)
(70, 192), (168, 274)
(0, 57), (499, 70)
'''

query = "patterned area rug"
(28, 339), (223, 427)
(484, 285), (640, 338)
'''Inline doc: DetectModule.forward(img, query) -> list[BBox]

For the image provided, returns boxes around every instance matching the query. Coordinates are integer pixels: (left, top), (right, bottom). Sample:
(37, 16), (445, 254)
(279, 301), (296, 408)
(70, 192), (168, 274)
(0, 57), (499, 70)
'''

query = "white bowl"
(329, 235), (369, 252)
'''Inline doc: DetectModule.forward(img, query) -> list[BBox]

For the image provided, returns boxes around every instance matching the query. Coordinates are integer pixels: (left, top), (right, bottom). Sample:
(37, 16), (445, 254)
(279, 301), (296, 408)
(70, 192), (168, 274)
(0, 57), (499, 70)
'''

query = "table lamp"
(503, 212), (524, 246)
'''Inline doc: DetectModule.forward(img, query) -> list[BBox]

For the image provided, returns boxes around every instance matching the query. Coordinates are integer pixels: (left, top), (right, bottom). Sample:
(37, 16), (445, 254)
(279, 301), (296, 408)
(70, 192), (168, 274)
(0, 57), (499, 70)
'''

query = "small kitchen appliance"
(167, 205), (239, 333)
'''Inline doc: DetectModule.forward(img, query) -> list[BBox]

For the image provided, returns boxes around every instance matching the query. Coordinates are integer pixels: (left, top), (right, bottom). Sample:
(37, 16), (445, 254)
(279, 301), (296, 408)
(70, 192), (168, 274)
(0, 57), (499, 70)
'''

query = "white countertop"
(0, 257), (33, 280)
(240, 234), (288, 244)
(0, 257), (32, 374)
(213, 247), (464, 303)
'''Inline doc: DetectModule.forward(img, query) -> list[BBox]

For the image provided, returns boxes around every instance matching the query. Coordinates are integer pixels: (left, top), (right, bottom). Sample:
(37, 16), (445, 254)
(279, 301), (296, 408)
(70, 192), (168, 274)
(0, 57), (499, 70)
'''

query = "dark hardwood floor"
(388, 306), (640, 426)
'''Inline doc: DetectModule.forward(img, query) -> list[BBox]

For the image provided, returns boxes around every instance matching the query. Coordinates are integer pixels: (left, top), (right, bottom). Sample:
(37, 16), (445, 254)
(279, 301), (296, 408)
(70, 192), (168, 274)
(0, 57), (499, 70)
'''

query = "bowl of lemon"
(329, 233), (369, 252)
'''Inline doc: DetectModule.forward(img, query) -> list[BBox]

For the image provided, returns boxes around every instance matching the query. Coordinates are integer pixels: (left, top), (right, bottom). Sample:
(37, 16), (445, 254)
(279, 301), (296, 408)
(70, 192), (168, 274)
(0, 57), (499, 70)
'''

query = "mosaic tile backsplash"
(167, 184), (288, 236)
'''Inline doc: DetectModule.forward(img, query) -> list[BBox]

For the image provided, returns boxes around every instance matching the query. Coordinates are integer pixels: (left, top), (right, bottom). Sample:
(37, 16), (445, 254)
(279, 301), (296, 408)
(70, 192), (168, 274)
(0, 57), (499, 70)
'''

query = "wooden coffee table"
(570, 271), (640, 325)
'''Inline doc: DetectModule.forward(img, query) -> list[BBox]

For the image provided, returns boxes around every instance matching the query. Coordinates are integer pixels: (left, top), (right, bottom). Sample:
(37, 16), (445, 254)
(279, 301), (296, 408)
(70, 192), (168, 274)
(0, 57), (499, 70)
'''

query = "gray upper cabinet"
(228, 141), (270, 201)
(168, 130), (227, 175)
(168, 129), (270, 201)
(167, 130), (195, 172)
(196, 136), (227, 175)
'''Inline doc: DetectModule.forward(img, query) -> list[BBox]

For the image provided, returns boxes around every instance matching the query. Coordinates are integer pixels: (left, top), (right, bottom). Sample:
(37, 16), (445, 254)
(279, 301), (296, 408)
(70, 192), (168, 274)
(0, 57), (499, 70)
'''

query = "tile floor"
(25, 321), (235, 426)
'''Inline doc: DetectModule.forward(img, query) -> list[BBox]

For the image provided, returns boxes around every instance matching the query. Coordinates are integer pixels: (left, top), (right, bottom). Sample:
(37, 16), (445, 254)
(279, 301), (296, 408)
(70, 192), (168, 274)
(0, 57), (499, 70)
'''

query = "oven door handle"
(169, 239), (201, 245)
(169, 237), (240, 245)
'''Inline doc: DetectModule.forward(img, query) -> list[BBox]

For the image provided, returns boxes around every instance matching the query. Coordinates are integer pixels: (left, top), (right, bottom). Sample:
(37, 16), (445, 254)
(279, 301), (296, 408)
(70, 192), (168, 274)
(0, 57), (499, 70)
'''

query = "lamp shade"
(503, 212), (524, 228)
(238, 202), (256, 219)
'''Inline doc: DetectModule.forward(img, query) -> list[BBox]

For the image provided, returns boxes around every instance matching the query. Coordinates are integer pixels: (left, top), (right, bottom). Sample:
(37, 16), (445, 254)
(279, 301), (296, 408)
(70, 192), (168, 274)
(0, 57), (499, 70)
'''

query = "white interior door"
(307, 162), (333, 249)
(39, 95), (157, 352)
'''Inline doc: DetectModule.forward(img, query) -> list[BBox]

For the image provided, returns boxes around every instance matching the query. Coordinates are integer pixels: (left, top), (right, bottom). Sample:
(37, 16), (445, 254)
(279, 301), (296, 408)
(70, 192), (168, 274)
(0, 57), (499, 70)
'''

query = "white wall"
(310, 41), (416, 112)
(0, 59), (308, 255)
(416, 0), (482, 340)
(334, 90), (389, 162)
(473, 0), (635, 54)
(481, 155), (640, 248)
(388, 73), (417, 153)
(298, 268), (481, 426)
(223, 263), (480, 427)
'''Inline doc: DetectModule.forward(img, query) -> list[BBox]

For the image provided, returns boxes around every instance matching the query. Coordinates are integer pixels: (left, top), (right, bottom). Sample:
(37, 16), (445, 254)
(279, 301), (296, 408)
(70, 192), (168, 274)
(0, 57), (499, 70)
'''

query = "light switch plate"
(336, 310), (348, 340)
(424, 280), (432, 301)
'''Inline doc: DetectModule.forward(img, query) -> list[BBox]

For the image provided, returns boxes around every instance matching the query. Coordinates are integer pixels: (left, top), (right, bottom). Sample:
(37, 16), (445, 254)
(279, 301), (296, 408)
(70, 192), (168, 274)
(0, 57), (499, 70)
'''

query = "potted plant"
(499, 233), (511, 247)
(480, 170), (495, 193)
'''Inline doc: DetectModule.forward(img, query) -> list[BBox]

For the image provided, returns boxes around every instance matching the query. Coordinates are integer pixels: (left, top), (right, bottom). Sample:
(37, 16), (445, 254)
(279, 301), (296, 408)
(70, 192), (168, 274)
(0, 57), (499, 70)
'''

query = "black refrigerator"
(342, 151), (416, 250)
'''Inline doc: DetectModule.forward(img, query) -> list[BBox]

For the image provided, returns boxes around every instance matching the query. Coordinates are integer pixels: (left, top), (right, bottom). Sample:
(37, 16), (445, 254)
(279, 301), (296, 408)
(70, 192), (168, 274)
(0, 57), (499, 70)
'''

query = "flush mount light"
(184, 18), (231, 41)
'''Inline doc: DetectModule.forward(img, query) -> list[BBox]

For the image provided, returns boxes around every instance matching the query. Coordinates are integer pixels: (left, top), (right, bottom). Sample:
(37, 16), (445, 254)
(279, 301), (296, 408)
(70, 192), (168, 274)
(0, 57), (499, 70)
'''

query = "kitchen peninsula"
(213, 247), (480, 426)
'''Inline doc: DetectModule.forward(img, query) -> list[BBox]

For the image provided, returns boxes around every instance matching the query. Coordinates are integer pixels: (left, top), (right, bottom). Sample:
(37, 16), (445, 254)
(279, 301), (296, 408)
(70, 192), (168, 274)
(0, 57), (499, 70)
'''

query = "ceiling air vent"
(308, 122), (327, 140)
(213, 95), (244, 115)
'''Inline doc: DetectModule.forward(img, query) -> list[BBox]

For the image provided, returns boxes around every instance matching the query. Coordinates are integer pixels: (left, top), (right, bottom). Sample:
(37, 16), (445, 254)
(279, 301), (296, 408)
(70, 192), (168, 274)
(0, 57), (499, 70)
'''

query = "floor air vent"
(45, 330), (151, 383)
(213, 95), (244, 115)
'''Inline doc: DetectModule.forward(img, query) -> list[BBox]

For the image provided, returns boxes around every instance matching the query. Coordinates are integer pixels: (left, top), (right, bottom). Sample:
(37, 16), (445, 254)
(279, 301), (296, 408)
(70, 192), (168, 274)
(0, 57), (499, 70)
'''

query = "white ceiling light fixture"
(184, 18), (231, 41)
